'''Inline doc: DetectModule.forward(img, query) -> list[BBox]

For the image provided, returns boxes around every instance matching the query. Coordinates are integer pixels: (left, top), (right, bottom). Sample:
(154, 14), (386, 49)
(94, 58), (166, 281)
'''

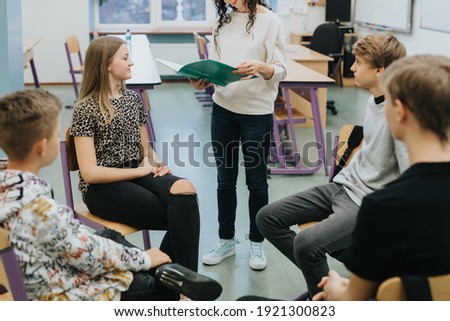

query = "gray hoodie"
(333, 97), (410, 206)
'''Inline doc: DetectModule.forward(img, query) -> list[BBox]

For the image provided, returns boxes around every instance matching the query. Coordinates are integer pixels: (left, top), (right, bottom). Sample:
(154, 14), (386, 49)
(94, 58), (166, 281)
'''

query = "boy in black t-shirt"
(313, 55), (450, 301)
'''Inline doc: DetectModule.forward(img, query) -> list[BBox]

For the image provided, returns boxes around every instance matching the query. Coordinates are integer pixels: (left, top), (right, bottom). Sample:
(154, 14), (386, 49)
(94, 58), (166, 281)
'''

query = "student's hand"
(145, 248), (172, 268)
(234, 60), (274, 80)
(312, 275), (330, 301)
(137, 159), (156, 177)
(189, 78), (212, 90)
(313, 270), (349, 301)
(152, 163), (172, 178)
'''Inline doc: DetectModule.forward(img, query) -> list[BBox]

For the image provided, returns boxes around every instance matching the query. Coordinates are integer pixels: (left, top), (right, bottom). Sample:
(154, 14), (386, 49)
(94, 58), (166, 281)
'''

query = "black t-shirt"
(342, 162), (450, 282)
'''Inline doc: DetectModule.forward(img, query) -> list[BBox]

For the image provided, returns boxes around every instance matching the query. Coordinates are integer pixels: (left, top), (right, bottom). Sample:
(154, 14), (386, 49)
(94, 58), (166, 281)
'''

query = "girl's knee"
(170, 179), (196, 195)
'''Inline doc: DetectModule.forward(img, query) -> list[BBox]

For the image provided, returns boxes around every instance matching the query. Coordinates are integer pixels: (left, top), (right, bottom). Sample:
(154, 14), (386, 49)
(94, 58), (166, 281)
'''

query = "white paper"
(154, 58), (183, 73)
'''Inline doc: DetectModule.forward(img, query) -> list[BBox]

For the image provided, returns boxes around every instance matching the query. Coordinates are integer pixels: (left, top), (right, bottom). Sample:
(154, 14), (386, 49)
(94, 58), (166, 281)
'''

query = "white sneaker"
(202, 238), (236, 265)
(249, 241), (267, 270)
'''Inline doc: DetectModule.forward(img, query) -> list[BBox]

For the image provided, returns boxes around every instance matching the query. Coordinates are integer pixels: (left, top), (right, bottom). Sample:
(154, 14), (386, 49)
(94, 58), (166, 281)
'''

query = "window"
(95, 0), (215, 31)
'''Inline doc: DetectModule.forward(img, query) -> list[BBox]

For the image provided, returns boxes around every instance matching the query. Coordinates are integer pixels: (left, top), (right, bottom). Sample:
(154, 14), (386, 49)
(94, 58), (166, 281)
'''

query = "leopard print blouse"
(70, 89), (147, 200)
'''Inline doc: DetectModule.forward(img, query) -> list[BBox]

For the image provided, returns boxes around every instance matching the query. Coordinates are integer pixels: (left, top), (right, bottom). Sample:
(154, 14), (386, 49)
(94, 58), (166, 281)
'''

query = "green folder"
(155, 58), (257, 87)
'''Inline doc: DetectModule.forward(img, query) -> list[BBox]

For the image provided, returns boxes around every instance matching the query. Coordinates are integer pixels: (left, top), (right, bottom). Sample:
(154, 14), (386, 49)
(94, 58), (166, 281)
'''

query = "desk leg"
(270, 85), (327, 175)
(135, 89), (156, 151)
(29, 58), (40, 88)
(309, 87), (328, 176)
(284, 87), (302, 166)
(146, 90), (156, 148)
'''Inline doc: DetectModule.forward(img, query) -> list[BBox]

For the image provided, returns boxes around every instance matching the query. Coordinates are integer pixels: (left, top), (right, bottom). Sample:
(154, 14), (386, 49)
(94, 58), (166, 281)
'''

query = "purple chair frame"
(59, 140), (151, 250)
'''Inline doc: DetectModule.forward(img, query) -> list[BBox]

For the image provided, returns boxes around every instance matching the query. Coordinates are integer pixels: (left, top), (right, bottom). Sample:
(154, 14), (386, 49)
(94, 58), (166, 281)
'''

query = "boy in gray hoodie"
(0, 89), (221, 301)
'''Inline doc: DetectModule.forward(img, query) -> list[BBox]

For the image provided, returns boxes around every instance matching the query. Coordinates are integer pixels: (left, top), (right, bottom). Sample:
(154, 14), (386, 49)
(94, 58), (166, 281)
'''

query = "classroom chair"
(0, 228), (28, 301)
(64, 35), (84, 100)
(376, 274), (450, 301)
(298, 124), (363, 229)
(192, 32), (213, 107)
(309, 23), (344, 115)
(60, 128), (151, 250)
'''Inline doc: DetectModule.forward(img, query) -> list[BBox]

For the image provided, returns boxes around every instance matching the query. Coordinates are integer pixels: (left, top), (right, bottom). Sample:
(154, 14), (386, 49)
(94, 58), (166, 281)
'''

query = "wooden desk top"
(286, 44), (333, 62)
(282, 60), (334, 84)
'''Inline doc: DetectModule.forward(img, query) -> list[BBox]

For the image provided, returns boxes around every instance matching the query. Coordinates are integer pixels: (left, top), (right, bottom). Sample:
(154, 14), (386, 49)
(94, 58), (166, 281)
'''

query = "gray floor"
(35, 81), (370, 301)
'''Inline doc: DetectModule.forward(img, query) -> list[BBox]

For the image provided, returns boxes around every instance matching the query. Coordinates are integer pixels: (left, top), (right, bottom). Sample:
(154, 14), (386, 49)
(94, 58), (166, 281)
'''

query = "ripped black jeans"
(86, 171), (200, 272)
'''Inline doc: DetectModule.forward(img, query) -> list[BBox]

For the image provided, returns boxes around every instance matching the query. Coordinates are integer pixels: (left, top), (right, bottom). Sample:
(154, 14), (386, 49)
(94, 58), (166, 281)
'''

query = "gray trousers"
(256, 183), (359, 295)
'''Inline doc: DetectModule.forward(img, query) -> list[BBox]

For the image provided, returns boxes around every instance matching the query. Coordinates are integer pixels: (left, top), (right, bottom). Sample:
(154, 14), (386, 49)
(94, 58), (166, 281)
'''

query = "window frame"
(94, 1), (216, 32)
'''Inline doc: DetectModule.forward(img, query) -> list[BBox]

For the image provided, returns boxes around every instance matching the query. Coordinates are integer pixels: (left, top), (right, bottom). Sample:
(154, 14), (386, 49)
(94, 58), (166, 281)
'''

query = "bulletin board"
(420, 0), (450, 33)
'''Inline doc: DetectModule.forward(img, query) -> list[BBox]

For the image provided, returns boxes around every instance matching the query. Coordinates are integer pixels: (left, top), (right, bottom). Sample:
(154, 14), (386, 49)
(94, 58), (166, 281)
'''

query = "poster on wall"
(270, 0), (308, 16)
(292, 0), (308, 14)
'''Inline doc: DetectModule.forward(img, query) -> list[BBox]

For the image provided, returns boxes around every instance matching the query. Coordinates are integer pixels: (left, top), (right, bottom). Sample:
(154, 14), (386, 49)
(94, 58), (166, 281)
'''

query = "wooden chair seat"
(72, 65), (83, 73)
(299, 221), (320, 230)
(377, 274), (450, 300)
(74, 203), (139, 236)
(61, 128), (151, 249)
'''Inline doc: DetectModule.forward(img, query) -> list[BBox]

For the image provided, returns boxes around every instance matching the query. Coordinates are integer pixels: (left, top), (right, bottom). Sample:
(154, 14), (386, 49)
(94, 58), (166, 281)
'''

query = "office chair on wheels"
(309, 23), (344, 115)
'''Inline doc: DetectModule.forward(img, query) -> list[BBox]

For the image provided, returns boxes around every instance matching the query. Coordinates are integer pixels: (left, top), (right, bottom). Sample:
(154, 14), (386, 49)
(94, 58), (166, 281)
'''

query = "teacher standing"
(190, 0), (287, 270)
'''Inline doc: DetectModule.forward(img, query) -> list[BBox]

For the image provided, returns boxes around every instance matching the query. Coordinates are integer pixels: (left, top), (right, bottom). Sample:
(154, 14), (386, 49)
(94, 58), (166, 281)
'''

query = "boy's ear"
(34, 138), (48, 157)
(394, 99), (407, 122)
(376, 66), (385, 77)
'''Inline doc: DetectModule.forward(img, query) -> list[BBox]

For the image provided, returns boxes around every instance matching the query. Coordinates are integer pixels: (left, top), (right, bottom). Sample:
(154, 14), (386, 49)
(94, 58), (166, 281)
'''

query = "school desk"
(286, 44), (333, 127)
(270, 59), (334, 175)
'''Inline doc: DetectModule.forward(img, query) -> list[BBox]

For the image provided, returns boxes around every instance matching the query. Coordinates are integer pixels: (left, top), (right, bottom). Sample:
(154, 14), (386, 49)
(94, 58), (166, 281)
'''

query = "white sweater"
(210, 10), (287, 115)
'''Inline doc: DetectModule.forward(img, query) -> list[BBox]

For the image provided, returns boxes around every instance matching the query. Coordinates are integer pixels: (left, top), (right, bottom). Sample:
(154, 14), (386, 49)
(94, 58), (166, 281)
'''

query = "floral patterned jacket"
(0, 170), (151, 300)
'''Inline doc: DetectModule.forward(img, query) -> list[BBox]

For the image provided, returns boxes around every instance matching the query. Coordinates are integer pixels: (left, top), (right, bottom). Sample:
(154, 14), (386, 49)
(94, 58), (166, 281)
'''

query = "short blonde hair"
(0, 89), (61, 160)
(381, 54), (450, 143)
(352, 32), (406, 69)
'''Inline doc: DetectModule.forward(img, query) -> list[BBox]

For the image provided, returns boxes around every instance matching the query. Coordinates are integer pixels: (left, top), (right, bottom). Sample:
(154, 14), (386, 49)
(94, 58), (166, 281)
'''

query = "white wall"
(21, 0), (450, 83)
(21, 0), (90, 84)
(279, 5), (325, 37)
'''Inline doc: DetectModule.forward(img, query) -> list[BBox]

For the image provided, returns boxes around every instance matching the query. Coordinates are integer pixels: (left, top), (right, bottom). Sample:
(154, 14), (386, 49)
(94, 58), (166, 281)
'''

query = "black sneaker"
(156, 263), (222, 301)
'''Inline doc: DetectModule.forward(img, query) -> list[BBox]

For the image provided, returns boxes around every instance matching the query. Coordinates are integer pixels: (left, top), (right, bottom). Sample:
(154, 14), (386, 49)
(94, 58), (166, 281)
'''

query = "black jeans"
(95, 229), (178, 301)
(211, 103), (273, 242)
(85, 172), (200, 272)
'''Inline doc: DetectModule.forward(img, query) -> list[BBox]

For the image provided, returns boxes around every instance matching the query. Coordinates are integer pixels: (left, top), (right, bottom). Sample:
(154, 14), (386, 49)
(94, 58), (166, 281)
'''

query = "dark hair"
(213, 0), (270, 54)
